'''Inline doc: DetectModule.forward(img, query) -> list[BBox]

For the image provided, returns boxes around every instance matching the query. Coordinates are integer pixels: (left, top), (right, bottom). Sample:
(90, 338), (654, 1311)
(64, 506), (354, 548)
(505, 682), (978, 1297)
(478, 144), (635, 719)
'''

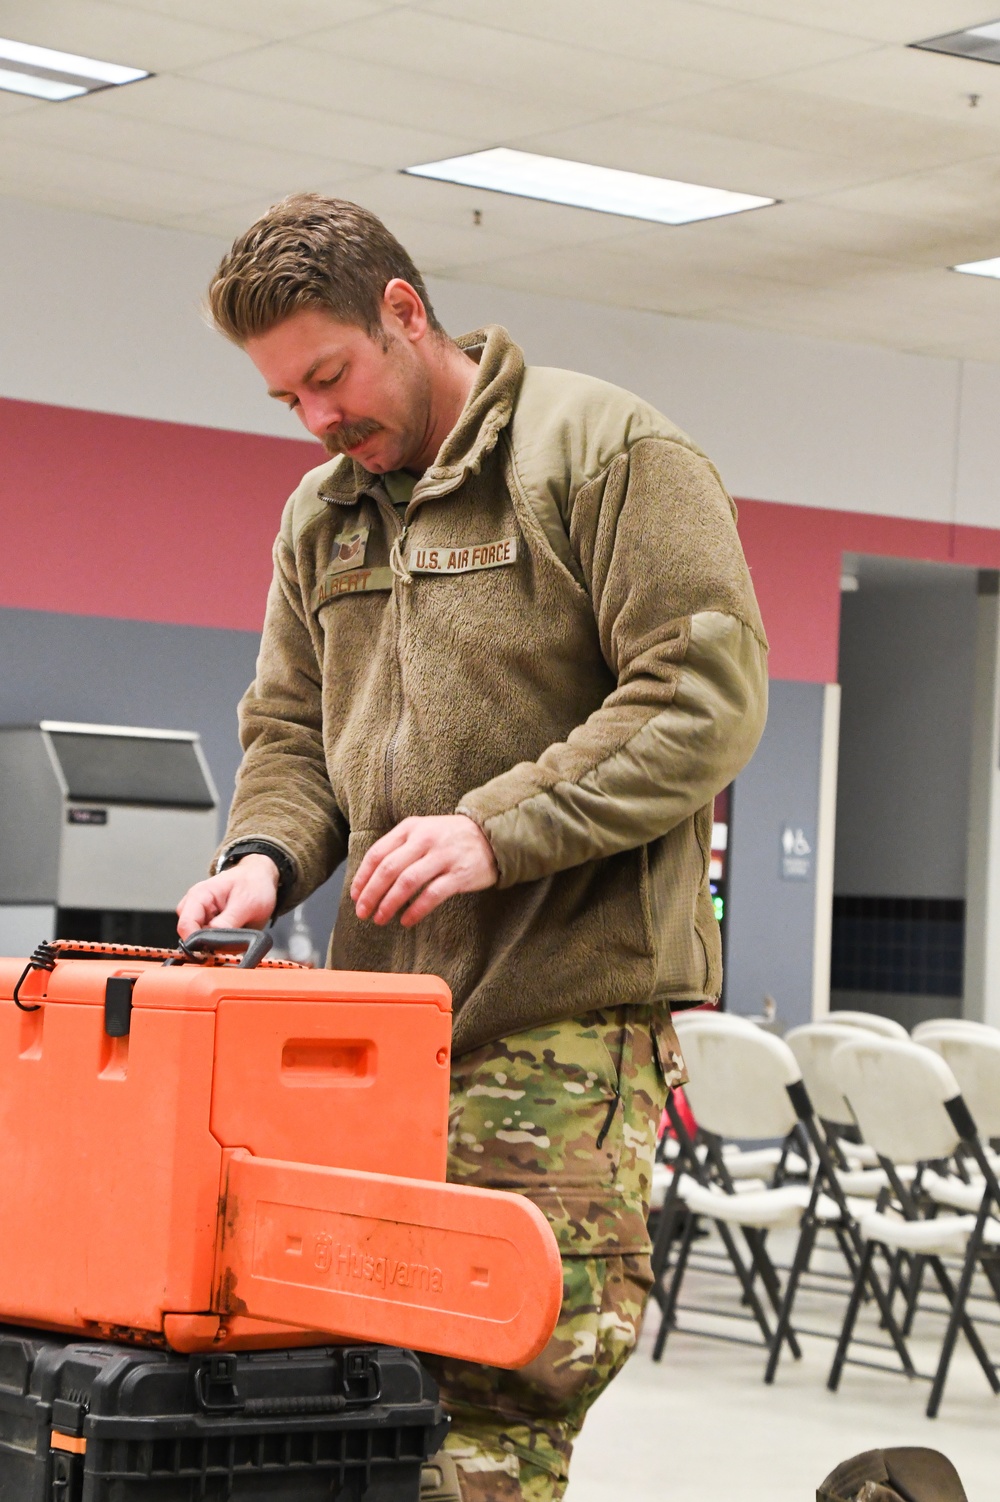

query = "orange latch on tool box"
(0, 932), (561, 1366)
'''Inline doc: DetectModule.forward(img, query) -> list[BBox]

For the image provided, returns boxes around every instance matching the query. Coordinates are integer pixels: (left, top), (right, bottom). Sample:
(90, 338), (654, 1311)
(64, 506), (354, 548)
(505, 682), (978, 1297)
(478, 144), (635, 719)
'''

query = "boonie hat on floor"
(817, 1448), (968, 1502)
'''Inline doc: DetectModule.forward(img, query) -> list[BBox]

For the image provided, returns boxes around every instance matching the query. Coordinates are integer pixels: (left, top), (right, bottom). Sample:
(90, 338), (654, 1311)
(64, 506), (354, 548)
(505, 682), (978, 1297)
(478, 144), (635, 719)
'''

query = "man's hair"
(206, 193), (444, 345)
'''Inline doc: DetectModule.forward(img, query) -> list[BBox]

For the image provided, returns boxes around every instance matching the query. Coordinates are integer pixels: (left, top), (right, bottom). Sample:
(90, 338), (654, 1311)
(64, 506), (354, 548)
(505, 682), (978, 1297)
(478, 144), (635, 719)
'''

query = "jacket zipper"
(380, 500), (409, 824)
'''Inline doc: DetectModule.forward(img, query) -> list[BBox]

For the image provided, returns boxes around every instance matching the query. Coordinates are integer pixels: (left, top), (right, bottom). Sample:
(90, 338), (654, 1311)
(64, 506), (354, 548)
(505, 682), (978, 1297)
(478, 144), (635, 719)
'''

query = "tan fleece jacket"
(220, 325), (768, 1054)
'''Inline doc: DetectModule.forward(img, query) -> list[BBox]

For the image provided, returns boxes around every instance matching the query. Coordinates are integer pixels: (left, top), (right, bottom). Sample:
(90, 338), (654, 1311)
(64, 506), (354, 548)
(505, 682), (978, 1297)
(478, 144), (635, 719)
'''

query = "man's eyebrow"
(267, 354), (337, 399)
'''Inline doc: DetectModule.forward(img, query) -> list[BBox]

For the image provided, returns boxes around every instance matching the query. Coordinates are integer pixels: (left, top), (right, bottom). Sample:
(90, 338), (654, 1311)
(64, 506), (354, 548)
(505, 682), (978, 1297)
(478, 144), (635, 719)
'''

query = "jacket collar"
(317, 324), (525, 509)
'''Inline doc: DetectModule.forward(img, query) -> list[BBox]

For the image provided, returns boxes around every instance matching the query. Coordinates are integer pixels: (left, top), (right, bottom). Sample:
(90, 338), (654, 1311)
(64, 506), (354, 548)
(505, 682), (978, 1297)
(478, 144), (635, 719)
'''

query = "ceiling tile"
(783, 35), (1000, 122)
(78, 75), (468, 171)
(440, 239), (783, 319)
(682, 196), (982, 270)
(0, 92), (41, 119)
(304, 9), (722, 116)
(0, 0), (265, 70)
(685, 2), (999, 45)
(182, 42), (615, 143)
(815, 155), (1000, 241)
(0, 99), (363, 197)
(0, 139), (239, 220)
(417, 0), (879, 76)
(116, 0), (396, 42)
(610, 216), (901, 287)
(701, 263), (1000, 349)
(642, 79), (1000, 171)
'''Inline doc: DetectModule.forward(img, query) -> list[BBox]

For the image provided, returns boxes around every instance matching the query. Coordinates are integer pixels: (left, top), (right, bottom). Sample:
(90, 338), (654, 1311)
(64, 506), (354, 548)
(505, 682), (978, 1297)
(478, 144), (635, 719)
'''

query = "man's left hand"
(351, 814), (499, 927)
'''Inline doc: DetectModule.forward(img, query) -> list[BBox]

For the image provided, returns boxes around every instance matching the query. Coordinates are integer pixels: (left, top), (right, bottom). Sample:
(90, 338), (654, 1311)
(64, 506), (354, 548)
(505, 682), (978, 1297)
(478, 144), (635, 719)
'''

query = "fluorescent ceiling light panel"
(911, 20), (1000, 64)
(404, 148), (775, 225)
(0, 66), (85, 100)
(953, 257), (1000, 278)
(0, 37), (149, 102)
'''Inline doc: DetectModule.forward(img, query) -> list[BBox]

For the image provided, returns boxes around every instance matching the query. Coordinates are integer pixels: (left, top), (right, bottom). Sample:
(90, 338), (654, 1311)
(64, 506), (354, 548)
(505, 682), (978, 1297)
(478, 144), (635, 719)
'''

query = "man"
(177, 193), (768, 1501)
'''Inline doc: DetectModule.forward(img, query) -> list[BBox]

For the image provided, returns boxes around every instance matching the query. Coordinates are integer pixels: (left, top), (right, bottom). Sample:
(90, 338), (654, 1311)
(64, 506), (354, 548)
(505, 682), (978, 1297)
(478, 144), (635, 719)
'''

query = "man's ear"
(382, 279), (428, 343)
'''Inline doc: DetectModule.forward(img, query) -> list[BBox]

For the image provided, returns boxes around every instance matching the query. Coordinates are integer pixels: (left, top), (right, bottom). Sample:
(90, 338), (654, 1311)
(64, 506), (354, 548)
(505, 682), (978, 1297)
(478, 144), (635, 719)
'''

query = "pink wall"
(1, 397), (320, 633)
(738, 501), (1000, 682)
(5, 395), (1000, 682)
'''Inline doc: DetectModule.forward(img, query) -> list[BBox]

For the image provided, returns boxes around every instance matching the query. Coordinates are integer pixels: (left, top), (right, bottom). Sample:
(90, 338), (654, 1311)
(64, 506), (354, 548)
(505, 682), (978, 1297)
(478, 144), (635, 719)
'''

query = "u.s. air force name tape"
(408, 536), (518, 575)
(314, 566), (394, 606)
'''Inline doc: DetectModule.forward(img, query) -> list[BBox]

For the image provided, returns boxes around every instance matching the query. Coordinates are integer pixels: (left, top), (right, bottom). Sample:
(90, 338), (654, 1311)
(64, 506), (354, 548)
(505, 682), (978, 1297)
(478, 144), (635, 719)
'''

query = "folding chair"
(670, 1011), (808, 1186)
(650, 1019), (903, 1382)
(828, 1009), (909, 1039)
(912, 1018), (998, 1044)
(918, 1026), (1000, 1157)
(828, 1035), (1000, 1417)
(786, 1022), (913, 1190)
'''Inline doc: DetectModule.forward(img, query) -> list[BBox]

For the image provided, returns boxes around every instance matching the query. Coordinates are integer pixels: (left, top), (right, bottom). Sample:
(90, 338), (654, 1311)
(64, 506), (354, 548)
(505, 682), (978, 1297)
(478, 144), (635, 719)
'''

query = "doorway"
(831, 554), (979, 1029)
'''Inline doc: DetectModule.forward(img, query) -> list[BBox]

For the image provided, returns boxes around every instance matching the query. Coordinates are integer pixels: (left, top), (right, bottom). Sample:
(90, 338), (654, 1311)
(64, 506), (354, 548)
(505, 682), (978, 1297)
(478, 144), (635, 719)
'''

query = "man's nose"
(297, 392), (342, 440)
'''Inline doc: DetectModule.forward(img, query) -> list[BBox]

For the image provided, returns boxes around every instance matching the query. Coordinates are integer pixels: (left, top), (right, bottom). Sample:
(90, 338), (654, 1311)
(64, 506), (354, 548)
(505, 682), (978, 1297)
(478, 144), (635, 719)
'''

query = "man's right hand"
(176, 853), (280, 939)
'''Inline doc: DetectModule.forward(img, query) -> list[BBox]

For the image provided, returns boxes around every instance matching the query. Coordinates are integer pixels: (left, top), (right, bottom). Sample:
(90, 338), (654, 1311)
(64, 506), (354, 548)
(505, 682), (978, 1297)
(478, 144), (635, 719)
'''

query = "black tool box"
(0, 1328), (447, 1501)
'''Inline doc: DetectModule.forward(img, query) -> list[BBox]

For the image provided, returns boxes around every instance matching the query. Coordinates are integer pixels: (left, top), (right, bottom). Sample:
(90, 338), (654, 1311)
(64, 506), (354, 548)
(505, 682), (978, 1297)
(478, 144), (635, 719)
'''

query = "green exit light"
(713, 895), (725, 923)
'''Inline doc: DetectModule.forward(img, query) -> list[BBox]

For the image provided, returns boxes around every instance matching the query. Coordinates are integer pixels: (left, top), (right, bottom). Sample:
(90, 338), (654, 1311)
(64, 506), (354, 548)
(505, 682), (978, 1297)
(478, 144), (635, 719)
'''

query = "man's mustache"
(323, 419), (382, 457)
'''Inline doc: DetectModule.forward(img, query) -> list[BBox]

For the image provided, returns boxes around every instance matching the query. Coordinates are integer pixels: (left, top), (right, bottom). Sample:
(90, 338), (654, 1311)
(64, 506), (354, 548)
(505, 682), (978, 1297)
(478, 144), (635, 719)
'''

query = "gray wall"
(725, 681), (826, 1032)
(835, 560), (977, 899)
(0, 607), (343, 953)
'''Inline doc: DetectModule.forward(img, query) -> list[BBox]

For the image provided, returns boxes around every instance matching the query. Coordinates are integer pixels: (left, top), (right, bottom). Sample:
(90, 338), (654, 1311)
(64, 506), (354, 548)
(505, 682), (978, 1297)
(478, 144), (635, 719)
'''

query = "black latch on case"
(193, 1354), (244, 1414)
(103, 976), (137, 1038)
(342, 1347), (381, 1403)
(51, 1398), (86, 1437)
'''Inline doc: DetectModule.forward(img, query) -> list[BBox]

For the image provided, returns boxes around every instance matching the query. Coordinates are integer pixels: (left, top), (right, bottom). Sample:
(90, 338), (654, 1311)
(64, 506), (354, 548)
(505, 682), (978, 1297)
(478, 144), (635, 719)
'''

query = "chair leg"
(862, 1253), (916, 1377)
(715, 1221), (779, 1348)
(884, 1248), (908, 1315)
(649, 1181), (683, 1306)
(828, 1239), (875, 1392)
(926, 1252), (1000, 1418)
(743, 1227), (802, 1360)
(902, 1254), (926, 1338)
(832, 1224), (858, 1281)
(765, 1218), (816, 1385)
(979, 1252), (1000, 1306)
(652, 1209), (698, 1362)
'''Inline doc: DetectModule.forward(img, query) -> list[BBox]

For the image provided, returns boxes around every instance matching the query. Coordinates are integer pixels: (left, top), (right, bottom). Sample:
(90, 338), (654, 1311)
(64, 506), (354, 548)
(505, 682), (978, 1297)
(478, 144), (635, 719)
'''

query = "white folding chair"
(786, 1022), (917, 1191)
(650, 1020), (901, 1382)
(669, 1010), (808, 1185)
(828, 1010), (909, 1039)
(917, 1026), (1000, 1202)
(828, 1036), (1000, 1418)
(912, 1018), (998, 1044)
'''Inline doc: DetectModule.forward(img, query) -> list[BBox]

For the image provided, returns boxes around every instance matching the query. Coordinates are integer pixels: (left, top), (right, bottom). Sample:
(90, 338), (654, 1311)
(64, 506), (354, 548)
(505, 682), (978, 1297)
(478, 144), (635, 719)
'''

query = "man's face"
(245, 302), (433, 474)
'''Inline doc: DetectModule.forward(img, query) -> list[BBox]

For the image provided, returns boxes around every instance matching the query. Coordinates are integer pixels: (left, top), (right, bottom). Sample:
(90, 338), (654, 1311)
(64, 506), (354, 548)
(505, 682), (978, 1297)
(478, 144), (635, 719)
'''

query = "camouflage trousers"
(423, 1006), (685, 1501)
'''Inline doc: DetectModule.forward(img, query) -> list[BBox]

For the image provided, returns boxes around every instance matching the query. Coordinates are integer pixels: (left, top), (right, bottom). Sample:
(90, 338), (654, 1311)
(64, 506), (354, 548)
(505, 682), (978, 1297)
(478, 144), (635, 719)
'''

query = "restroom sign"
(781, 826), (812, 882)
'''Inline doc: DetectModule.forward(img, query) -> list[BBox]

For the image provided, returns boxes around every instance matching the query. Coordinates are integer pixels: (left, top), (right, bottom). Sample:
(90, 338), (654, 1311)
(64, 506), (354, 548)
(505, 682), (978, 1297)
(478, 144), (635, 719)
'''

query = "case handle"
(178, 928), (273, 969)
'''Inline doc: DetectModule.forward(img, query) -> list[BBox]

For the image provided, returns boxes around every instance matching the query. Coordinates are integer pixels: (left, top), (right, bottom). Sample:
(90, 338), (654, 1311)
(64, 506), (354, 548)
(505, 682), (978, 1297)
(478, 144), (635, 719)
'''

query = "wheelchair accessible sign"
(780, 825), (813, 882)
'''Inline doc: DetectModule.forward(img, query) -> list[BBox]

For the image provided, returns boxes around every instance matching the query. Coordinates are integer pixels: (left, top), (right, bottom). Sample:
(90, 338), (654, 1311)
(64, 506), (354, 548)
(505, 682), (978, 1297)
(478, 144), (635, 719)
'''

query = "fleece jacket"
(218, 324), (769, 1055)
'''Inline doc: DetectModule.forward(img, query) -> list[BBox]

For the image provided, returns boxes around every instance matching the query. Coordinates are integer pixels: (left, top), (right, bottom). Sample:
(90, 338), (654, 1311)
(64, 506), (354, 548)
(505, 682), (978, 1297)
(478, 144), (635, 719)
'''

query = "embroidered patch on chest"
(324, 524), (369, 576)
(408, 536), (518, 575)
(314, 566), (393, 606)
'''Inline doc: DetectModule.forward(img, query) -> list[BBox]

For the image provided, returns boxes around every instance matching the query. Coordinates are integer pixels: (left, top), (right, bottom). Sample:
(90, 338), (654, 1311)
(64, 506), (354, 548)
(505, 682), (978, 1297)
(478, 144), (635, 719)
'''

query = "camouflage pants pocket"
(424, 1006), (676, 1501)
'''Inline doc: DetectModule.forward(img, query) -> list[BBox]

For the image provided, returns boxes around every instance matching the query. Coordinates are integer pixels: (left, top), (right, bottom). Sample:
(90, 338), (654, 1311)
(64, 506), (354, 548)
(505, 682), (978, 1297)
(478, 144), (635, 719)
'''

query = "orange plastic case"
(0, 944), (562, 1368)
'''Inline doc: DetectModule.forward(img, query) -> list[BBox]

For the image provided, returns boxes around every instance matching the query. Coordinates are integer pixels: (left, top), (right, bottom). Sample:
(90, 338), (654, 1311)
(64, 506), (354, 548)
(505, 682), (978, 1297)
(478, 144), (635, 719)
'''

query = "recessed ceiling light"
(911, 20), (1000, 64)
(0, 37), (150, 102)
(953, 257), (1000, 278)
(404, 148), (776, 225)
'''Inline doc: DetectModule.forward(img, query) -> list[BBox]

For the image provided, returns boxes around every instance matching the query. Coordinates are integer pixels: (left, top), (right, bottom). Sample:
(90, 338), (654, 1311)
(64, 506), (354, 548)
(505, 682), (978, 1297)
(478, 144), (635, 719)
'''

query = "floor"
(564, 1230), (999, 1501)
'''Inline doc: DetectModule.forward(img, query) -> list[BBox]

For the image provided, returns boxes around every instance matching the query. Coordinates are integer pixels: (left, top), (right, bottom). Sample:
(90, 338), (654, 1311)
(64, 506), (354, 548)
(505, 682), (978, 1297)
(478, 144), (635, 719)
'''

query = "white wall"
(834, 562), (978, 899)
(3, 193), (1000, 529)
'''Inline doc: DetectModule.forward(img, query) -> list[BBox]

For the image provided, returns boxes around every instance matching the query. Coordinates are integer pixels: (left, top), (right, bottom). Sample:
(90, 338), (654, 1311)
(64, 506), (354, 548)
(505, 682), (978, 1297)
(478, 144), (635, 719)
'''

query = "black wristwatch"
(217, 840), (296, 906)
